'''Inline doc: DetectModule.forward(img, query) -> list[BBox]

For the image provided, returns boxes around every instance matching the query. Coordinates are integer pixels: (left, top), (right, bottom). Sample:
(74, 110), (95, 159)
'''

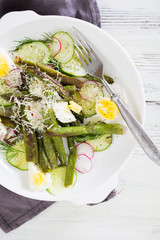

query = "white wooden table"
(1, 0), (160, 239)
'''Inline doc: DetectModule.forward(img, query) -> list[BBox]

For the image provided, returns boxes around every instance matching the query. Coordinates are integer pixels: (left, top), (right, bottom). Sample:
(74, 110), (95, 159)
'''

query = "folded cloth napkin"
(0, 0), (116, 233)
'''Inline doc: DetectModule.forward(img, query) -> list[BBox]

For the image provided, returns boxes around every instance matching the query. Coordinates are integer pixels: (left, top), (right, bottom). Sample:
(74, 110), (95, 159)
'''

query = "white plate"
(0, 11), (145, 205)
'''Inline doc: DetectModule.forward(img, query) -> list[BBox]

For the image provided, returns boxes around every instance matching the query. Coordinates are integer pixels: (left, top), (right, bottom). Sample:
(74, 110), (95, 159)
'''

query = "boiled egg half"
(28, 162), (52, 191)
(53, 101), (76, 123)
(0, 48), (13, 77)
(96, 97), (119, 122)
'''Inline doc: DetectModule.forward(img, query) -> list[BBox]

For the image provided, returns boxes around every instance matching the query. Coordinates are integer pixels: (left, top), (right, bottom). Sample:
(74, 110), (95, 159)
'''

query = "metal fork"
(71, 26), (160, 165)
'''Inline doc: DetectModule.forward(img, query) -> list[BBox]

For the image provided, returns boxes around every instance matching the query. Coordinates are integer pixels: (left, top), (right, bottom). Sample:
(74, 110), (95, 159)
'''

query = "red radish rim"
(5, 68), (22, 88)
(46, 65), (54, 69)
(9, 68), (22, 73)
(5, 79), (19, 88)
(83, 80), (99, 86)
(51, 37), (62, 58)
(78, 90), (88, 100)
(75, 154), (93, 174)
(76, 142), (94, 159)
(79, 82), (100, 100)
(79, 90), (88, 100)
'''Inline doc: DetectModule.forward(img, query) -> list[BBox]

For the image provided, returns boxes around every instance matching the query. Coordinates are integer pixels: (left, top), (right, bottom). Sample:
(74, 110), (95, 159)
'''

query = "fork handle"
(112, 95), (160, 165)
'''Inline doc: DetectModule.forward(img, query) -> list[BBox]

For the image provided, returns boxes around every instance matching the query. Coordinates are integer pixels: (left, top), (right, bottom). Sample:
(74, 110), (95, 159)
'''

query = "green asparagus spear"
(0, 116), (17, 129)
(75, 134), (102, 142)
(14, 56), (83, 88)
(0, 92), (41, 101)
(42, 111), (58, 168)
(0, 107), (13, 117)
(42, 133), (58, 169)
(22, 126), (38, 164)
(46, 123), (123, 137)
(48, 108), (67, 166)
(63, 85), (77, 95)
(65, 137), (77, 187)
(25, 66), (72, 102)
(85, 74), (114, 85)
(38, 138), (52, 172)
(103, 75), (114, 84)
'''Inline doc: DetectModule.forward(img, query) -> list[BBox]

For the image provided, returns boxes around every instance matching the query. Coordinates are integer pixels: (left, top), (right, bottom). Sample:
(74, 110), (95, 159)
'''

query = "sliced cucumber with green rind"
(47, 166), (66, 195)
(0, 80), (14, 94)
(60, 54), (86, 77)
(73, 91), (96, 118)
(73, 83), (104, 118)
(79, 84), (104, 100)
(86, 134), (112, 151)
(52, 32), (74, 64)
(16, 41), (50, 64)
(6, 139), (28, 170)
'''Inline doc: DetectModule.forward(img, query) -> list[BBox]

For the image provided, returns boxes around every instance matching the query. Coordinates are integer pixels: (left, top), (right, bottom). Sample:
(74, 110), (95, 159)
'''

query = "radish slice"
(79, 81), (98, 100)
(83, 80), (99, 87)
(48, 37), (62, 58)
(79, 83), (103, 101)
(76, 142), (94, 159)
(5, 68), (22, 88)
(46, 65), (54, 69)
(75, 154), (93, 173)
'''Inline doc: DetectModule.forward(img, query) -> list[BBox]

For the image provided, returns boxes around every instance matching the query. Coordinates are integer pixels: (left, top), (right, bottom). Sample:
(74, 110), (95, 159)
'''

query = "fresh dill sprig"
(48, 57), (60, 71)
(0, 140), (24, 160)
(0, 140), (10, 153)
(12, 37), (39, 52)
(12, 32), (55, 52)
(41, 32), (53, 42)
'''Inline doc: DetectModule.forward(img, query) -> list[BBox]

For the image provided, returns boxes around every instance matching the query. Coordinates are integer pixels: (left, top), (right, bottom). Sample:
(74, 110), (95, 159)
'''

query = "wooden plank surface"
(0, 0), (160, 239)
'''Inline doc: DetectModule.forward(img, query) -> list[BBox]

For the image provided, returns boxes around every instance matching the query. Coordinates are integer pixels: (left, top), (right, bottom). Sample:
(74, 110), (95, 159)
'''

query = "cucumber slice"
(86, 134), (112, 151)
(51, 32), (74, 64)
(6, 139), (28, 170)
(0, 79), (14, 94)
(73, 84), (104, 118)
(16, 42), (50, 64)
(60, 54), (86, 77)
(79, 84), (104, 100)
(73, 91), (96, 118)
(47, 166), (66, 195)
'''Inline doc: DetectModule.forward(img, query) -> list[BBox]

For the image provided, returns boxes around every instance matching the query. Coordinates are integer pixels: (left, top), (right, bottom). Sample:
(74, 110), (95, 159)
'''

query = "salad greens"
(0, 30), (123, 194)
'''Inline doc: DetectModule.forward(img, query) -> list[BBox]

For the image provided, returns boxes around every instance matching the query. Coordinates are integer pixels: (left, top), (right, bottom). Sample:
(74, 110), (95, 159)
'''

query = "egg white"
(0, 48), (15, 71)
(28, 162), (52, 191)
(53, 101), (76, 123)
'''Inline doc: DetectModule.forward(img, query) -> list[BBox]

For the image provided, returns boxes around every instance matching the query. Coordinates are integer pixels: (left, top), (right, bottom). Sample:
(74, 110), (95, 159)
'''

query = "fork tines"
(70, 27), (97, 68)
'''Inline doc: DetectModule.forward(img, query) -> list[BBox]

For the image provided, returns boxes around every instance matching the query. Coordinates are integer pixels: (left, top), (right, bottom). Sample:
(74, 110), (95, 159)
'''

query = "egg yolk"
(33, 173), (45, 186)
(68, 101), (82, 114)
(97, 98), (119, 120)
(0, 54), (10, 77)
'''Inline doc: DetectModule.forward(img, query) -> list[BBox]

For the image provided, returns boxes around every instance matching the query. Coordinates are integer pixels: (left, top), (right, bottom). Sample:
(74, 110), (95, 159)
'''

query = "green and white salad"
(0, 31), (123, 194)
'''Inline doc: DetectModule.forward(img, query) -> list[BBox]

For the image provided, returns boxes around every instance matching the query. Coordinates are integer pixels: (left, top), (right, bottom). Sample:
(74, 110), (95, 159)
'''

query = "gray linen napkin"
(0, 0), (116, 233)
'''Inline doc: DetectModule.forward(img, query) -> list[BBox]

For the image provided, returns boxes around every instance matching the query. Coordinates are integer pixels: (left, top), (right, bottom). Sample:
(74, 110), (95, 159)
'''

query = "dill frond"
(11, 32), (55, 52)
